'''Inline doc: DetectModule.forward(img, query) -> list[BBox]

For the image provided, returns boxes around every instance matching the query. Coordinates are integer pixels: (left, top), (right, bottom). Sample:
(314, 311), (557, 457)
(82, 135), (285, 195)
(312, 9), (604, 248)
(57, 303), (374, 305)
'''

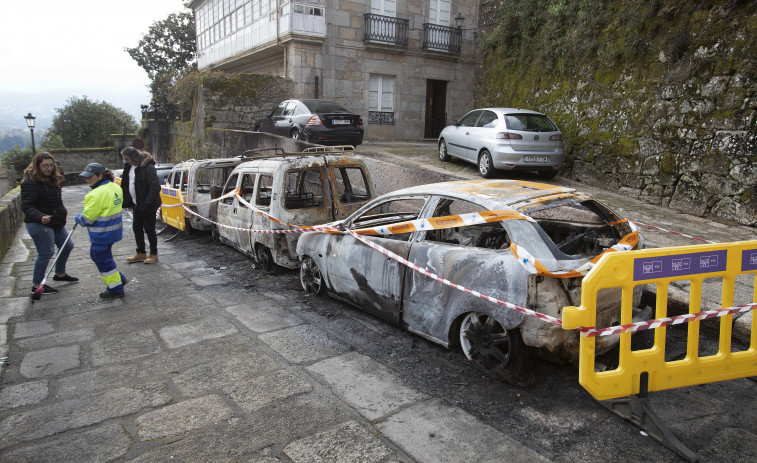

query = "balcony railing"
(364, 13), (409, 46)
(422, 23), (461, 53)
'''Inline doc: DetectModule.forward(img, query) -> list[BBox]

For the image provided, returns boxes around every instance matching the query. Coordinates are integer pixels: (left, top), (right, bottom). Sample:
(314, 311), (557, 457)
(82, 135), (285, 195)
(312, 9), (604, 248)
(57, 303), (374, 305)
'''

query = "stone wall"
(476, 1), (757, 227)
(0, 187), (22, 262)
(47, 148), (122, 184)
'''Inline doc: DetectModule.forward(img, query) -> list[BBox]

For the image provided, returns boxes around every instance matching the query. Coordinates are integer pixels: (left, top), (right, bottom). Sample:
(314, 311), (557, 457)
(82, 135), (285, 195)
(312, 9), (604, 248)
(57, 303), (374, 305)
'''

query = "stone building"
(187, 0), (480, 140)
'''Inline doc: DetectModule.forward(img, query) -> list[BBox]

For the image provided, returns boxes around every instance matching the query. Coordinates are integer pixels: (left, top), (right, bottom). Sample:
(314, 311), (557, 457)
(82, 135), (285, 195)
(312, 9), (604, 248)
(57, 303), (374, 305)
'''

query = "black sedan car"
(254, 99), (363, 146)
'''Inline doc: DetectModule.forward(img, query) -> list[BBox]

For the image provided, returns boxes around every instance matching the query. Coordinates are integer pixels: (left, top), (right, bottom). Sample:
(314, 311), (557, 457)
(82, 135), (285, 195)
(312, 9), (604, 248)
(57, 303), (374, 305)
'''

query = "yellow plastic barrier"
(159, 186), (186, 232)
(563, 240), (757, 401)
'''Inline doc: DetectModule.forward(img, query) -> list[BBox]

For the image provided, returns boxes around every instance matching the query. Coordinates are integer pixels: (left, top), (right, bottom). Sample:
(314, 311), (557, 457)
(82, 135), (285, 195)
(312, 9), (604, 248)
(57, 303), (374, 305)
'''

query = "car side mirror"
(453, 120), (460, 126)
(265, 112), (272, 118)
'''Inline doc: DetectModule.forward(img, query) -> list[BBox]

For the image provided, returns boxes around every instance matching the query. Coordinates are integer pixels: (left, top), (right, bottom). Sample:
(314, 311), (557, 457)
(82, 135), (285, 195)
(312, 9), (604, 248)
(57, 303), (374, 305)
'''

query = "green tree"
(40, 131), (65, 151)
(0, 145), (34, 180)
(125, 11), (197, 114)
(48, 96), (137, 148)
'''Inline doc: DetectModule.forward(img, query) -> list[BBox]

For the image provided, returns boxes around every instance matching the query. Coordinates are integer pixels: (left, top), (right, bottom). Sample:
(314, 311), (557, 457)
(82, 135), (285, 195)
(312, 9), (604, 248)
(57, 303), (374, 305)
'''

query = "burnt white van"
(214, 146), (375, 269)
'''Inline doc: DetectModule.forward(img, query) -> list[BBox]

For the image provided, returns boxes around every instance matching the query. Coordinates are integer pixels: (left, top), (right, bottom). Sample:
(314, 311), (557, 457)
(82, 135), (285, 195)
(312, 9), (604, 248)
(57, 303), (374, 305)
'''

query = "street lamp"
(455, 12), (478, 41)
(24, 112), (36, 155)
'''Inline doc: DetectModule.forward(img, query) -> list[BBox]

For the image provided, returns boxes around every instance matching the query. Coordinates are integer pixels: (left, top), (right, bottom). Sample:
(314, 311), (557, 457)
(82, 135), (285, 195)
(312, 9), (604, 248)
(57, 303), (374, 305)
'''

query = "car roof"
(474, 108), (546, 116)
(387, 179), (579, 209)
(235, 154), (365, 170)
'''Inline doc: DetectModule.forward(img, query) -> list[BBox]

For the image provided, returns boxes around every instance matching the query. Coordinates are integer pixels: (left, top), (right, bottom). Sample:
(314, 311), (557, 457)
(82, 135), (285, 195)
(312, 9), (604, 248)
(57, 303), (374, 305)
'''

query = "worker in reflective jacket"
(75, 163), (127, 299)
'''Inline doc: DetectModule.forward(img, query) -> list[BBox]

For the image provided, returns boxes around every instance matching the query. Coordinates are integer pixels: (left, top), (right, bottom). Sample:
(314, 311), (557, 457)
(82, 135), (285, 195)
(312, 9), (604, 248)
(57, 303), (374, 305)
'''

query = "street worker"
(75, 163), (127, 299)
(21, 152), (78, 296)
(120, 146), (161, 264)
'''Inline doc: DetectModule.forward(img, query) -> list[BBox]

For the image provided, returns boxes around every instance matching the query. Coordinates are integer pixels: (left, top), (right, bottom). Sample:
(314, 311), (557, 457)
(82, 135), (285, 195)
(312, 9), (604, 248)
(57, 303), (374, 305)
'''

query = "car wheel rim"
(300, 257), (323, 294)
(479, 154), (490, 176)
(459, 313), (510, 372)
(439, 142), (447, 161)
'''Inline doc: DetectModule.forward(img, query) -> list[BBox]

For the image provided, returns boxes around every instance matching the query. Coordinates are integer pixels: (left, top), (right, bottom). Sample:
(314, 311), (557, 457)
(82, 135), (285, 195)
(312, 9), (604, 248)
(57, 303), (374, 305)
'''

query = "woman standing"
(21, 152), (78, 296)
(75, 163), (127, 299)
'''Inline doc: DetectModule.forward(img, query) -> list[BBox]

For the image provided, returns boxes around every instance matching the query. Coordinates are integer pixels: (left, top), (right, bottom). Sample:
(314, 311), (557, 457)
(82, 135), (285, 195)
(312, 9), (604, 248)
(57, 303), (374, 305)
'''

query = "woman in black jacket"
(120, 146), (161, 264)
(21, 152), (78, 295)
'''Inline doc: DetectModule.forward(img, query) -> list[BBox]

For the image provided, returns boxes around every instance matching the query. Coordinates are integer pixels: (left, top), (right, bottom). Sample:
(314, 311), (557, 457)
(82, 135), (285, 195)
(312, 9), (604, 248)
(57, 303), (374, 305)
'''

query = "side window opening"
(221, 173), (239, 204)
(285, 168), (324, 209)
(424, 199), (511, 250)
(256, 174), (273, 207)
(241, 173), (256, 202)
(334, 166), (370, 203)
(351, 197), (426, 241)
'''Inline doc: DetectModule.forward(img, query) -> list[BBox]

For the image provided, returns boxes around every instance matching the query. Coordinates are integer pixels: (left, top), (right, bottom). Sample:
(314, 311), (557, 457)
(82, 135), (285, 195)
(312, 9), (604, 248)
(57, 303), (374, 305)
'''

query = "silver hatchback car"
(438, 108), (564, 179)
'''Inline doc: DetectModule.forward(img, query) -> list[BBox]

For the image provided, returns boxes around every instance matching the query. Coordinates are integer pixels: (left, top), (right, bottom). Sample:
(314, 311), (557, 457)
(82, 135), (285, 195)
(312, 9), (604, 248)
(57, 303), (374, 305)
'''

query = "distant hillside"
(0, 128), (31, 154)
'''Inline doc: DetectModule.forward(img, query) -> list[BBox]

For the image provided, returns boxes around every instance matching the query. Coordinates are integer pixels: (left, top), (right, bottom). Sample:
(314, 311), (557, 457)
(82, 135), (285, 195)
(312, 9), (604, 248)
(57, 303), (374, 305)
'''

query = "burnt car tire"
(300, 256), (326, 295)
(256, 245), (274, 271)
(478, 150), (494, 178)
(459, 312), (531, 385)
(438, 139), (451, 162)
(290, 129), (306, 141)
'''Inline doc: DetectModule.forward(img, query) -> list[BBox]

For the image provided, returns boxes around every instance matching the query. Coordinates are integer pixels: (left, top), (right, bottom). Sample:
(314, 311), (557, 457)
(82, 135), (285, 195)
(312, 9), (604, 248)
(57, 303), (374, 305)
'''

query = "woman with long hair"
(21, 152), (78, 296)
(75, 163), (127, 298)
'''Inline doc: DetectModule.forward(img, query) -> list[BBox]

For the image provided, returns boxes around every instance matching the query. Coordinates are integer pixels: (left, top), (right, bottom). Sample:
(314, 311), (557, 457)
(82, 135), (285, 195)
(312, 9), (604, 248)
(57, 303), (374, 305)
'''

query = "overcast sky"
(0, 0), (190, 128)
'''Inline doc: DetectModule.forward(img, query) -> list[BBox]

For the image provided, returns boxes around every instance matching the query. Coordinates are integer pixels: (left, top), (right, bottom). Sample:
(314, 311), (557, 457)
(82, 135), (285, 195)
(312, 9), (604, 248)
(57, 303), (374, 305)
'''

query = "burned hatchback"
(296, 179), (646, 381)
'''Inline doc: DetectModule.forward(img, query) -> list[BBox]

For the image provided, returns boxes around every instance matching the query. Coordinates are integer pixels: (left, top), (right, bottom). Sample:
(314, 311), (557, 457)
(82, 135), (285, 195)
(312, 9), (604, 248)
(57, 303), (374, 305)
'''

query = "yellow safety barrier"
(159, 186), (186, 232)
(563, 240), (757, 401)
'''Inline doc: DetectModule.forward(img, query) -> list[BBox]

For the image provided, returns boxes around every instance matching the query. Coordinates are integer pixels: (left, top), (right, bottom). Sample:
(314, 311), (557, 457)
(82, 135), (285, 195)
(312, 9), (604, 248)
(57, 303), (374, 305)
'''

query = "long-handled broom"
(31, 223), (78, 301)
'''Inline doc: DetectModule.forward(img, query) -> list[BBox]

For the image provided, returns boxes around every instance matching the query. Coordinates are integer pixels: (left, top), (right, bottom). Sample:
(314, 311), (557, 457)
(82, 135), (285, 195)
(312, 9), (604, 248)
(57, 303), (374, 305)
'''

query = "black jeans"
(132, 205), (159, 254)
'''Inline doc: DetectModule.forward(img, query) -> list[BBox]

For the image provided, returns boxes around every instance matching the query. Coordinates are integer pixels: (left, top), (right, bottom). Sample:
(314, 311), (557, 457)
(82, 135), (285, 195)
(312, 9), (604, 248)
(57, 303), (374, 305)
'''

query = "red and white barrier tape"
(578, 302), (757, 337)
(630, 220), (717, 244)
(181, 205), (338, 234)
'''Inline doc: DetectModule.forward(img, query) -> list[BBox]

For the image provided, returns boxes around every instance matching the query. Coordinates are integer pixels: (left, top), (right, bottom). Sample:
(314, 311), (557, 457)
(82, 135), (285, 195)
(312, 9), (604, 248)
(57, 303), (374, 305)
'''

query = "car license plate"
(332, 119), (351, 125)
(524, 156), (549, 164)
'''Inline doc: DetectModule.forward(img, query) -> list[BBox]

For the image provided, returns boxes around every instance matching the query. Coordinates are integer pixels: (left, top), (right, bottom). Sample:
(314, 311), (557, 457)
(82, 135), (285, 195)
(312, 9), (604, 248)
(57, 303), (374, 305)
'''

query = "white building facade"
(188, 0), (479, 140)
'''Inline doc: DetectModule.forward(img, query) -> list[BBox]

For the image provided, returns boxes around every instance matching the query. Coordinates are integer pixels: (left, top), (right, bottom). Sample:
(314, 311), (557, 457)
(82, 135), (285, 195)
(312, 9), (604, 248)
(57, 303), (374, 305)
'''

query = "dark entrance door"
(424, 80), (447, 139)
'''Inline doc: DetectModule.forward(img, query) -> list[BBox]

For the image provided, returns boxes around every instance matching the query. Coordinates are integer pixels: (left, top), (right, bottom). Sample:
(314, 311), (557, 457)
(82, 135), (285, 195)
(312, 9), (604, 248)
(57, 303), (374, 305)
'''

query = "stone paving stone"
(13, 320), (54, 339)
(158, 316), (239, 349)
(89, 329), (161, 367)
(306, 352), (427, 421)
(189, 273), (232, 287)
(284, 420), (396, 463)
(0, 382), (172, 448)
(172, 353), (280, 397)
(170, 259), (207, 270)
(55, 364), (141, 400)
(134, 394), (235, 441)
(0, 297), (29, 324)
(0, 423), (132, 463)
(0, 380), (48, 411)
(224, 368), (313, 412)
(17, 328), (95, 351)
(378, 398), (550, 463)
(258, 324), (350, 364)
(19, 345), (80, 379)
(226, 301), (304, 333)
(128, 396), (348, 463)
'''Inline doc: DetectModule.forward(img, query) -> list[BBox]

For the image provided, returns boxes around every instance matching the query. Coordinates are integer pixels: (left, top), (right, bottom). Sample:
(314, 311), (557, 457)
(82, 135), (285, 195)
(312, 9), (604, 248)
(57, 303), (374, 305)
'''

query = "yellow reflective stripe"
(101, 270), (122, 287)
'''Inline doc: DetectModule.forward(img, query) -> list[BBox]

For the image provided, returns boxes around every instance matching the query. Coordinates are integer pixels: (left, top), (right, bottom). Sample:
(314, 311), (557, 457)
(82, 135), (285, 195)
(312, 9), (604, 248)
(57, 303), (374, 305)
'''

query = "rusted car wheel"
(459, 312), (530, 384)
(300, 256), (325, 295)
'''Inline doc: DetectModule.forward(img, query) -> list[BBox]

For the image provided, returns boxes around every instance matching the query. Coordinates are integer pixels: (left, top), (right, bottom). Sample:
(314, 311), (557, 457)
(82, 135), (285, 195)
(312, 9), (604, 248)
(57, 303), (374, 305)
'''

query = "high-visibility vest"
(77, 180), (123, 244)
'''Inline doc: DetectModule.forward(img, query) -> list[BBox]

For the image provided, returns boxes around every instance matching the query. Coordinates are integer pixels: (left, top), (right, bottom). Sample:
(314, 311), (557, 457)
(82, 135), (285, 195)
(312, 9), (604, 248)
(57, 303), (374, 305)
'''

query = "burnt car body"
(215, 146), (375, 269)
(166, 157), (245, 232)
(254, 99), (364, 146)
(297, 179), (645, 377)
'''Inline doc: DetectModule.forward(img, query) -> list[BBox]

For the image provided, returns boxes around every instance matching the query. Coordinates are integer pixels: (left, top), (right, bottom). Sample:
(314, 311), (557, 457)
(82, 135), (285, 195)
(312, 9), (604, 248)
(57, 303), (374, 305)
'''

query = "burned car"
(215, 146), (375, 269)
(166, 157), (245, 232)
(296, 179), (645, 379)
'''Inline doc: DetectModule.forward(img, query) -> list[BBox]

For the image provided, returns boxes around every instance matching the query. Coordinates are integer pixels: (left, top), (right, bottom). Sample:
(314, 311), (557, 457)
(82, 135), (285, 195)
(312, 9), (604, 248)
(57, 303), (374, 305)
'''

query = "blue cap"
(79, 162), (106, 178)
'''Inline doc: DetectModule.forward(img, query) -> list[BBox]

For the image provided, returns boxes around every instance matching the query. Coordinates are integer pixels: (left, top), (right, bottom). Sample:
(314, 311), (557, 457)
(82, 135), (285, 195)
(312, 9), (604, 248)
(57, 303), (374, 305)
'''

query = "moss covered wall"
(476, 0), (756, 226)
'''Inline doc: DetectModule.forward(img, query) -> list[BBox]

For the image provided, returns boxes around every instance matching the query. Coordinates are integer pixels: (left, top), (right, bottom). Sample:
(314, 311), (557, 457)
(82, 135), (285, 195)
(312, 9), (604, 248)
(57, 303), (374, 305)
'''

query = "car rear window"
(303, 100), (350, 113)
(505, 114), (558, 132)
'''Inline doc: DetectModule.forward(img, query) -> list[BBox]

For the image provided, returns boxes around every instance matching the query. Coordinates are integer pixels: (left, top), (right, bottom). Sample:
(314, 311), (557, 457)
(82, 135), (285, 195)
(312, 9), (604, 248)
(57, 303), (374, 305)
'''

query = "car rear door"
(234, 170), (259, 255)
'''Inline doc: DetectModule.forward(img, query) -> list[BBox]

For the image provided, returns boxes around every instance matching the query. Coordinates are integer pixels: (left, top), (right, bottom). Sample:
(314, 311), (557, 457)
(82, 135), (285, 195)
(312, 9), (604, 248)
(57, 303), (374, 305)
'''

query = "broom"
(31, 223), (78, 301)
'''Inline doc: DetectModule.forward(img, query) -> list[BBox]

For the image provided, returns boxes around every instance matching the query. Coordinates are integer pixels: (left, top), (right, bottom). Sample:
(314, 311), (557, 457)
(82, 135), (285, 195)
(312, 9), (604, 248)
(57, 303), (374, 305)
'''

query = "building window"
(369, 74), (395, 125)
(428, 0), (451, 26)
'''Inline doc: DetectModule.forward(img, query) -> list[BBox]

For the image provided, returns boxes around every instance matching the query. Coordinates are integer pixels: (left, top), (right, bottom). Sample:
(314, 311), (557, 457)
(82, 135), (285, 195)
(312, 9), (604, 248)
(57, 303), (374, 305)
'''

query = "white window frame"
(369, 74), (395, 112)
(428, 0), (451, 26)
